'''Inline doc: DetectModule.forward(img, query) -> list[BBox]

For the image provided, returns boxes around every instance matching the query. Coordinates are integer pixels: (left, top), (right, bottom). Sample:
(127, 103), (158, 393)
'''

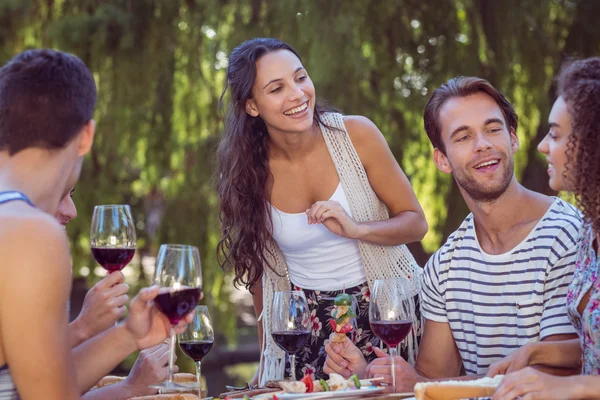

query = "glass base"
(149, 382), (192, 392)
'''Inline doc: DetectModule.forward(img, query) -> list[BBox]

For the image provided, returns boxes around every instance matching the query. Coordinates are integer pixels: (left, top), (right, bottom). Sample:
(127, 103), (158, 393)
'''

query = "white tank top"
(270, 182), (367, 291)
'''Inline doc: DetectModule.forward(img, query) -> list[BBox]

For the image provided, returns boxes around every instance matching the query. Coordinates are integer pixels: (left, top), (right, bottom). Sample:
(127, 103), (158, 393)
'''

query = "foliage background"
(3, 0), (600, 394)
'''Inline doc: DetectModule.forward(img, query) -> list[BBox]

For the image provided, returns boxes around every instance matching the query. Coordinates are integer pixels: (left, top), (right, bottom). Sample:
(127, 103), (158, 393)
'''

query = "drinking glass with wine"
(178, 305), (214, 398)
(272, 291), (311, 381)
(150, 244), (202, 392)
(369, 277), (414, 393)
(90, 205), (136, 273)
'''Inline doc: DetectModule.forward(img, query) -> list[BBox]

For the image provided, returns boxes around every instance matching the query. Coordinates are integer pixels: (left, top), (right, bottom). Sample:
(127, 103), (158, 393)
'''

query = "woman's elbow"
(412, 213), (428, 242)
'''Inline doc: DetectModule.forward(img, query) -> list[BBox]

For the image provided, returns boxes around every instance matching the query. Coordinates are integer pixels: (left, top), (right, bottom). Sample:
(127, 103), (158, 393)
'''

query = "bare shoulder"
(0, 209), (70, 285)
(342, 115), (390, 157)
(343, 115), (384, 142)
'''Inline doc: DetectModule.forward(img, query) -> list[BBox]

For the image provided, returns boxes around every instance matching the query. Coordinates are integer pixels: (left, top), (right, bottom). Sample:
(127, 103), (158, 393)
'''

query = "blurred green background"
(3, 0), (600, 396)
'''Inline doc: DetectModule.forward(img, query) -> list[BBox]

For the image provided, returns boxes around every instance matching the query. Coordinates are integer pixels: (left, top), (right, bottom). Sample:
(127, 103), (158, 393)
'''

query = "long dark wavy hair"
(558, 57), (600, 236)
(216, 38), (337, 290)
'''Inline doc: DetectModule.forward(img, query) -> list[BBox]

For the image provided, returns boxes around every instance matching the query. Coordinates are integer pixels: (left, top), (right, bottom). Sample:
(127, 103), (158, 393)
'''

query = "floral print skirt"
(286, 281), (421, 380)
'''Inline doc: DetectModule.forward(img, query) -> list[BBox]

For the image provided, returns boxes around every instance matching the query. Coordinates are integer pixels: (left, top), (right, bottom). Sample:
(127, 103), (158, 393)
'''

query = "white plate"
(276, 386), (385, 399)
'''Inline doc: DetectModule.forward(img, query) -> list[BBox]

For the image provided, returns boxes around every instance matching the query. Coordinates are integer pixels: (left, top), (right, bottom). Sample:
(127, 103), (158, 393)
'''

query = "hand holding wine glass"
(179, 305), (214, 398)
(124, 285), (195, 351)
(272, 291), (311, 381)
(150, 244), (203, 392)
(369, 278), (414, 393)
(90, 205), (136, 273)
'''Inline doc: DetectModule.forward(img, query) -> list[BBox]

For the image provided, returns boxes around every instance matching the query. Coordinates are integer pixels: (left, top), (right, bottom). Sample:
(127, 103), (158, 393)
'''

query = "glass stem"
(389, 346), (397, 393)
(166, 328), (176, 385)
(195, 361), (202, 398)
(290, 354), (296, 381)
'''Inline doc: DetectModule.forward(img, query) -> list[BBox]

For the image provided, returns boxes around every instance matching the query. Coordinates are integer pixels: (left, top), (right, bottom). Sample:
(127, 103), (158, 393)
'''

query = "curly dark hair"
(216, 38), (337, 290)
(558, 57), (600, 236)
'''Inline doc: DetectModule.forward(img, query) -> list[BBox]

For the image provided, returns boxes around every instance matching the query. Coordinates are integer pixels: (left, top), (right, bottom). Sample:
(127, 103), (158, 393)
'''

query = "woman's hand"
(124, 286), (195, 350)
(492, 367), (575, 400)
(70, 272), (129, 346)
(122, 342), (178, 396)
(306, 200), (364, 239)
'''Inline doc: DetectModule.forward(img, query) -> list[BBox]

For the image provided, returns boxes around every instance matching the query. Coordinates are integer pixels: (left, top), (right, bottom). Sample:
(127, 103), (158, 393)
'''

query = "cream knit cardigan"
(258, 113), (423, 386)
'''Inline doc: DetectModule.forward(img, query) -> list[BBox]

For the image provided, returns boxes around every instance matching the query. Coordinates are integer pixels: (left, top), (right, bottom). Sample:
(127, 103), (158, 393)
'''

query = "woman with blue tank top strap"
(0, 49), (195, 400)
(216, 38), (428, 383)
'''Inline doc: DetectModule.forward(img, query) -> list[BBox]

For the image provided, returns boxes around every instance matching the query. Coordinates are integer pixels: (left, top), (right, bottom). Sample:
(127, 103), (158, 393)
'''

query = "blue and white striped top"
(422, 198), (581, 375)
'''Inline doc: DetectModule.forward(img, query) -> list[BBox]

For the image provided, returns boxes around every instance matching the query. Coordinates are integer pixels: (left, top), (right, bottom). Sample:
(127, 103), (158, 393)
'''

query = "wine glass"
(179, 305), (214, 398)
(150, 244), (203, 392)
(90, 205), (136, 273)
(369, 278), (414, 393)
(272, 291), (311, 381)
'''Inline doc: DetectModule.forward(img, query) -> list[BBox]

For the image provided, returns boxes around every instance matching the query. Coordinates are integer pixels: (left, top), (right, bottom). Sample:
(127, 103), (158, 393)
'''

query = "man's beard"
(453, 159), (514, 202)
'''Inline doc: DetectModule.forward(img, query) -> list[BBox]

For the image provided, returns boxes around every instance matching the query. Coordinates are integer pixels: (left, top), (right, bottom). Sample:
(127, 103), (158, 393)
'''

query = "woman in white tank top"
(217, 38), (428, 382)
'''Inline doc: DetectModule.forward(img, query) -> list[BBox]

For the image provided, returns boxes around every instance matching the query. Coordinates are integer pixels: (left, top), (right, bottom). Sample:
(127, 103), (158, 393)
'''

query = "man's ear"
(434, 148), (452, 174)
(77, 119), (95, 157)
(246, 99), (259, 117)
(509, 129), (519, 153)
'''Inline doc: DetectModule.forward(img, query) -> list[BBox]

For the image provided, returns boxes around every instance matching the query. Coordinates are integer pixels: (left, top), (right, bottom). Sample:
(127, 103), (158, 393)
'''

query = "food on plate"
(91, 373), (198, 394)
(413, 375), (504, 400)
(279, 373), (368, 394)
(329, 293), (356, 343)
(173, 373), (197, 384)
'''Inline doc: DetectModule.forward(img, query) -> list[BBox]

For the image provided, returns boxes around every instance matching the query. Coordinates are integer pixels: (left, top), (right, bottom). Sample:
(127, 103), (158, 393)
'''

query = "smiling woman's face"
(537, 96), (574, 192)
(245, 50), (316, 135)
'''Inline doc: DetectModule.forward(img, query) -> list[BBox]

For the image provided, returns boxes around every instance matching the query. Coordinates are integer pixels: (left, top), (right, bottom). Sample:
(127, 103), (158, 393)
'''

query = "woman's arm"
(0, 217), (81, 399)
(529, 338), (582, 369)
(308, 115), (428, 246)
(69, 272), (129, 348)
(488, 339), (581, 377)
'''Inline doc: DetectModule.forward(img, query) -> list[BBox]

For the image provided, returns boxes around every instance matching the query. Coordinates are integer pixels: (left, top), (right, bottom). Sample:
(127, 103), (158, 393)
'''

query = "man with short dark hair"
(0, 49), (192, 400)
(324, 77), (580, 392)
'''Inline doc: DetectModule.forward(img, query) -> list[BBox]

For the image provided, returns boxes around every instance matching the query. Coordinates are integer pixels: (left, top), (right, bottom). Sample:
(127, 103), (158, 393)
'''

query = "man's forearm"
(82, 381), (139, 400)
(73, 324), (137, 393)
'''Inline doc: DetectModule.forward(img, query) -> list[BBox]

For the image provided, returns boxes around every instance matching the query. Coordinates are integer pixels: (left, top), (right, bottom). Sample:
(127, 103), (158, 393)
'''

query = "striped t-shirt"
(422, 198), (581, 375)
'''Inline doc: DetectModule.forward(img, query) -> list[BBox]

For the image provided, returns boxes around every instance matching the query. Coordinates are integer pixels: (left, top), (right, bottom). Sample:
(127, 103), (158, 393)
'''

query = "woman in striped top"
(491, 58), (600, 400)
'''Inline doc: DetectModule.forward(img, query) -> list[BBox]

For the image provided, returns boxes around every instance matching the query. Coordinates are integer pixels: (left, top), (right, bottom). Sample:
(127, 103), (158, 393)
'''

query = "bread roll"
(414, 375), (503, 400)
(174, 373), (197, 384)
(128, 394), (199, 400)
(92, 375), (126, 389)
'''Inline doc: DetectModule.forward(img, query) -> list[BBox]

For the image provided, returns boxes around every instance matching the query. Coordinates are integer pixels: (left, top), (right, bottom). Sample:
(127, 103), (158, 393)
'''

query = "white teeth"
(475, 160), (499, 169)
(284, 102), (308, 115)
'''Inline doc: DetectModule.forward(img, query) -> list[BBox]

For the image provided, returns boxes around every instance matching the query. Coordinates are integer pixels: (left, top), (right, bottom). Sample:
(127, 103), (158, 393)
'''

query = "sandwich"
(413, 375), (503, 400)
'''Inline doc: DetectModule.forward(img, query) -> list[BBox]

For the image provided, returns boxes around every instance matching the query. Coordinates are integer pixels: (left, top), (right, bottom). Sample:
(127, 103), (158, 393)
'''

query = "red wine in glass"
(91, 247), (135, 273)
(179, 340), (214, 362)
(151, 244), (202, 393)
(90, 205), (137, 274)
(179, 306), (214, 396)
(369, 278), (414, 393)
(272, 330), (311, 354)
(370, 320), (412, 348)
(154, 287), (202, 324)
